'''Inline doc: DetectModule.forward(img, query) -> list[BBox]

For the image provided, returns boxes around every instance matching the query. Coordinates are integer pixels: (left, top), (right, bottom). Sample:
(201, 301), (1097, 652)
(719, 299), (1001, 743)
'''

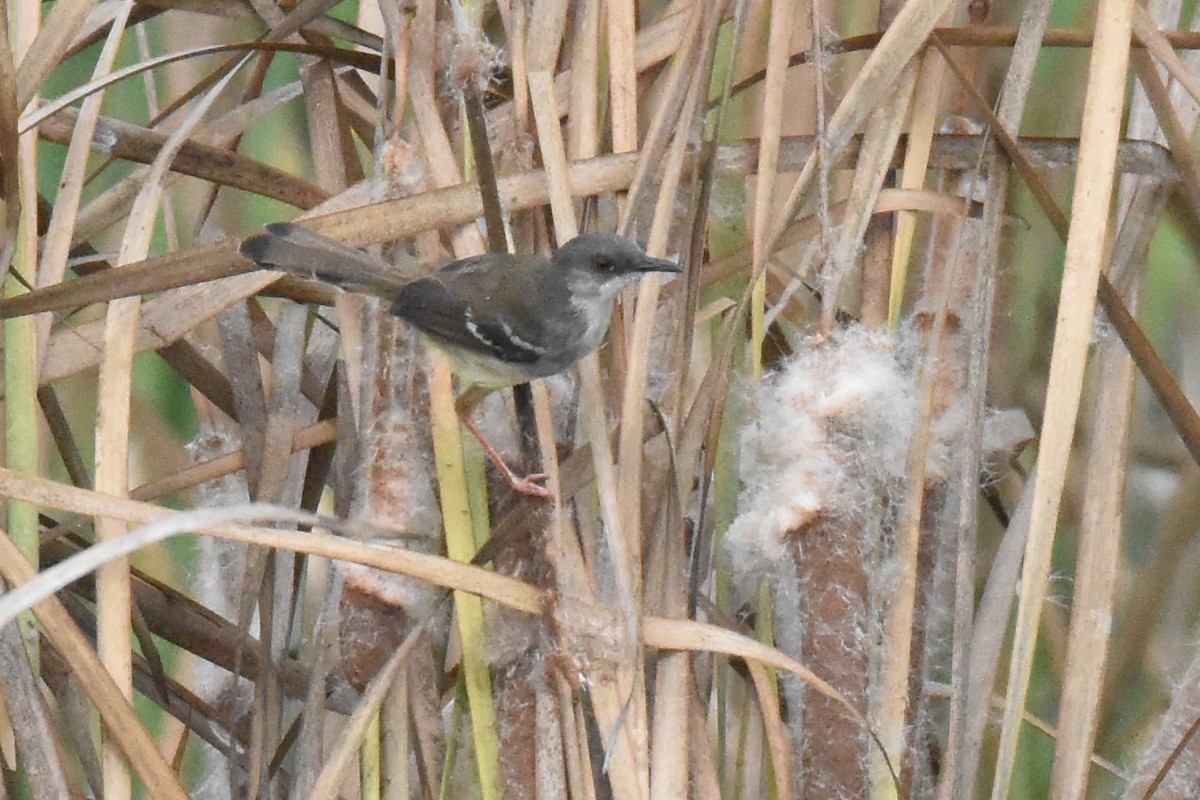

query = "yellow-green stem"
(3, 274), (39, 654)
(361, 711), (381, 800)
(428, 354), (500, 800)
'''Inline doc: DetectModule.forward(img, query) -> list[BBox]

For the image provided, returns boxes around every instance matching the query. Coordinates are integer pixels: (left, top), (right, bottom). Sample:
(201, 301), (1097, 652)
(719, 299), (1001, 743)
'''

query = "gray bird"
(240, 223), (681, 497)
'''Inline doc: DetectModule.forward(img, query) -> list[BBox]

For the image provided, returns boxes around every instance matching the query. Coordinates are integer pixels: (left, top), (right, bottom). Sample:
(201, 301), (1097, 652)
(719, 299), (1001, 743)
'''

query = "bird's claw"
(509, 472), (552, 499)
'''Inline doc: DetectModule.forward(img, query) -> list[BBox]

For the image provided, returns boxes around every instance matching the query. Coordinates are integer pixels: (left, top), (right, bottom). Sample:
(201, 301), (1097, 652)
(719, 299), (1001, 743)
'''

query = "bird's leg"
(454, 387), (551, 499)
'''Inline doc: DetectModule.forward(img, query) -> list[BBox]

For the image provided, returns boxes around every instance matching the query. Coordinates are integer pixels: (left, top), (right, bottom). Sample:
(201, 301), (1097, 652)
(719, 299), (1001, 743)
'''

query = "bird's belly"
(436, 343), (545, 389)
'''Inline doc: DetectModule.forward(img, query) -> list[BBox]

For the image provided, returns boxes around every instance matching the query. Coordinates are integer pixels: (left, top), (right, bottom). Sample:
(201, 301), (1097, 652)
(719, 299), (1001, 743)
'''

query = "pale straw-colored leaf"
(35, 1), (132, 363)
(1049, 182), (1166, 800)
(886, 49), (946, 327)
(14, 0), (102, 110)
(0, 528), (190, 800)
(990, 1), (1135, 796)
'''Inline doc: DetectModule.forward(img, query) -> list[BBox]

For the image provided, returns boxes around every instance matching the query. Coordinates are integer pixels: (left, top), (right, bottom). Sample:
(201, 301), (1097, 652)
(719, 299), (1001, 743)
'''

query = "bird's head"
(553, 233), (681, 301)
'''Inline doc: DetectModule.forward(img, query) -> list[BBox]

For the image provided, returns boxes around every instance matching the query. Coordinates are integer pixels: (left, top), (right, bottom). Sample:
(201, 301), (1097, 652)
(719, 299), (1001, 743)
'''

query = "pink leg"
(457, 412), (551, 499)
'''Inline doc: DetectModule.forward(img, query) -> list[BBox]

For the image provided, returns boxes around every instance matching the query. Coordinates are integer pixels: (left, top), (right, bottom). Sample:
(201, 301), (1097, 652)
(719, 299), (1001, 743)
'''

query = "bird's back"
(391, 252), (599, 384)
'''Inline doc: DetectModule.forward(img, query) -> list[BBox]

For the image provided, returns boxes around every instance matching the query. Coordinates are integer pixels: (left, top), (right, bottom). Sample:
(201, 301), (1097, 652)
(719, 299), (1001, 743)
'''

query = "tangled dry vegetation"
(3, 0), (1200, 798)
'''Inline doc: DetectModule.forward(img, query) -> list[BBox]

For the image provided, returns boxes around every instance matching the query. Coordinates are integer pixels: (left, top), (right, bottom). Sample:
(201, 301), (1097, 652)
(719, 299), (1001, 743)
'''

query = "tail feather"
(239, 222), (410, 299)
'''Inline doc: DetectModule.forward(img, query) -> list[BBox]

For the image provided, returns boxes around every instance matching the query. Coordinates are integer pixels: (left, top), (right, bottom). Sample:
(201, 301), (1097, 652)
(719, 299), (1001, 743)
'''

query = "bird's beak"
(638, 255), (683, 274)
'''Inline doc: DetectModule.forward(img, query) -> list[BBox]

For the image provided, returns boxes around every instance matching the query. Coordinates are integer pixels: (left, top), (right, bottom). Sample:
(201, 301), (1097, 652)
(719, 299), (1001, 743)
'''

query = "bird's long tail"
(239, 222), (411, 299)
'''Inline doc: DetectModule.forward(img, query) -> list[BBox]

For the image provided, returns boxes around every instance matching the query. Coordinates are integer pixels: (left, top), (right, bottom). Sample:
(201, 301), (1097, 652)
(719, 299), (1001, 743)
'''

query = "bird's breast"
(570, 295), (616, 354)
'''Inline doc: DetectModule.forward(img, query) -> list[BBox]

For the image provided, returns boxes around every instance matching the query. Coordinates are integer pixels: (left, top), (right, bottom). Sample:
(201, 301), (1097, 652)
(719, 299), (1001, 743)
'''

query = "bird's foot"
(458, 410), (553, 499)
(508, 472), (551, 499)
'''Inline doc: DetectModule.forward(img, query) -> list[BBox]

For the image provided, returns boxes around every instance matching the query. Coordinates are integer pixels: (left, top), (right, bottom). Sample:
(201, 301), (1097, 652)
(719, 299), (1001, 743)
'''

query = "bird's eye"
(594, 258), (614, 272)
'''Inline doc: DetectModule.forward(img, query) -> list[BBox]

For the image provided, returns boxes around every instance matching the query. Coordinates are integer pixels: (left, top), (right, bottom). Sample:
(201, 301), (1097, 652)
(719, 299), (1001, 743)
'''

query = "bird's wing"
(391, 268), (551, 365)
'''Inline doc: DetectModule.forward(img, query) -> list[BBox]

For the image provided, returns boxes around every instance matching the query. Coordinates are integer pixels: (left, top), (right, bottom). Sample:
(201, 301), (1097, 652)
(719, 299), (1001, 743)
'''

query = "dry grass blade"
(1131, 51), (1200, 229)
(0, 622), (71, 798)
(308, 612), (441, 800)
(132, 420), (335, 501)
(0, 529), (190, 800)
(607, 0), (638, 154)
(0, 242), (252, 321)
(940, 4), (1054, 794)
(935, 34), (1200, 472)
(640, 10), (719, 799)
(0, 135), (1161, 321)
(94, 49), (252, 800)
(750, 0), (800, 378)
(1050, 182), (1165, 800)
(641, 617), (898, 788)
(36, 110), (329, 209)
(989, 1), (1135, 795)
(0, 9), (20, 280)
(887, 50), (945, 326)
(0, 494), (541, 623)
(528, 14), (652, 789)
(1132, 8), (1200, 107)
(766, 0), (955, 255)
(22, 43), (249, 134)
(744, 658), (792, 800)
(37, 2), (135, 367)
(20, 39), (382, 134)
(33, 273), (278, 389)
(13, 0), (96, 110)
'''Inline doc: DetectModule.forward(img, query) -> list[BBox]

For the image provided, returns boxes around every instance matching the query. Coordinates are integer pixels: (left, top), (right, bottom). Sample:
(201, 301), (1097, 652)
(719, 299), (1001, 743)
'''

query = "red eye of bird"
(594, 258), (613, 272)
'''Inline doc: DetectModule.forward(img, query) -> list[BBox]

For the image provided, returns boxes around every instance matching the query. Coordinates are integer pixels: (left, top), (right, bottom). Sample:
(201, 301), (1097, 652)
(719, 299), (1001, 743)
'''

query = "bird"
(239, 223), (681, 498)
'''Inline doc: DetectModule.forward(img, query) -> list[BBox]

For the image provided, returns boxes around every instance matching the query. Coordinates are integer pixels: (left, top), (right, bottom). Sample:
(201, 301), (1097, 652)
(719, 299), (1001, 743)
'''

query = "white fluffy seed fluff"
(725, 325), (931, 576)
